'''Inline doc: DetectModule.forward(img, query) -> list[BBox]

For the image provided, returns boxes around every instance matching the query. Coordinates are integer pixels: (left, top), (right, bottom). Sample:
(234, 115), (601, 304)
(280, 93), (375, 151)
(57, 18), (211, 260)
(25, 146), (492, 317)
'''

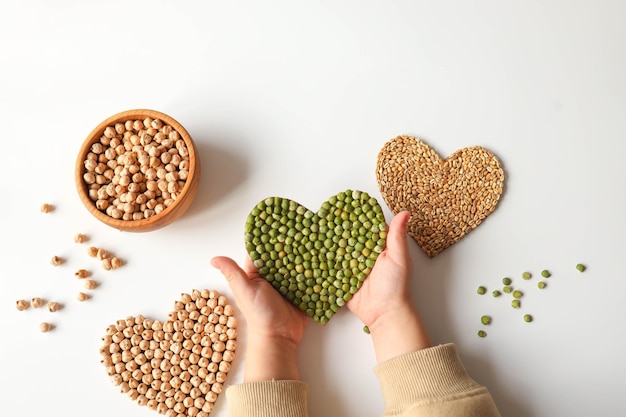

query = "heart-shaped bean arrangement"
(244, 190), (388, 325)
(99, 289), (237, 416)
(376, 135), (505, 257)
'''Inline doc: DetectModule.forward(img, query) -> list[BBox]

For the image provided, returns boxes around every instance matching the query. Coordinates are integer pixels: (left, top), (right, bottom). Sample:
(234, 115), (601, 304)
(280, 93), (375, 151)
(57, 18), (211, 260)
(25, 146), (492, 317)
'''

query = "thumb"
(211, 256), (252, 299)
(384, 210), (410, 258)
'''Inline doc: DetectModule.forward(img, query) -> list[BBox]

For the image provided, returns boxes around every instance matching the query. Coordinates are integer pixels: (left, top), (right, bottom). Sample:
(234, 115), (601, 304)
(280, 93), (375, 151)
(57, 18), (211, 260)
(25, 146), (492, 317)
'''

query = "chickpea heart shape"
(99, 289), (237, 416)
(244, 190), (388, 325)
(376, 135), (505, 257)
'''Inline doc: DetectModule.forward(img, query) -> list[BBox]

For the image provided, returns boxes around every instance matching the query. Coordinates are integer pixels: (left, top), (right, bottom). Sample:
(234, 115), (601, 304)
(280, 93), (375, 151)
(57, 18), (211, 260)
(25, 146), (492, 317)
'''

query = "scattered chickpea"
(16, 299), (29, 311)
(40, 203), (54, 213)
(48, 301), (61, 312)
(31, 297), (45, 308)
(111, 257), (123, 269)
(75, 269), (90, 279)
(84, 280), (98, 290)
(87, 246), (99, 257)
(40, 322), (53, 332)
(97, 248), (111, 260)
(77, 292), (90, 302)
(50, 255), (64, 266)
(102, 258), (112, 271)
(74, 233), (89, 244)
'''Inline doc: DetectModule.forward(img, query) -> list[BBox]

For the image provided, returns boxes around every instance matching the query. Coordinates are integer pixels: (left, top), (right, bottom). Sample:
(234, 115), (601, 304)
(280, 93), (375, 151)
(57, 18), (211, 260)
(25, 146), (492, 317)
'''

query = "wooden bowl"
(75, 109), (201, 232)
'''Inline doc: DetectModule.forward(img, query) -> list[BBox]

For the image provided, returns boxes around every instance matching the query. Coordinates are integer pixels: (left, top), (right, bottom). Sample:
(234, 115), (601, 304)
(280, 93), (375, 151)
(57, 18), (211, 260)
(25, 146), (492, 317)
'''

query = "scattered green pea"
(481, 315), (492, 325)
(503, 286), (512, 293)
(522, 272), (532, 280)
(477, 286), (487, 295)
(541, 270), (551, 278)
(511, 299), (521, 309)
(512, 290), (523, 299)
(502, 277), (512, 285)
(537, 281), (547, 289)
(576, 263), (586, 272)
(477, 330), (487, 338)
(363, 325), (370, 334)
(523, 314), (533, 322)
(492, 290), (501, 298)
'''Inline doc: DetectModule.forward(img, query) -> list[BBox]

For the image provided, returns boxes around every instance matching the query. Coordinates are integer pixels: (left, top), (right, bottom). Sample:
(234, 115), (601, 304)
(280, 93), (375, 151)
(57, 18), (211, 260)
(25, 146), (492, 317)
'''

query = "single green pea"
(492, 290), (501, 298)
(477, 330), (487, 338)
(503, 286), (512, 293)
(522, 272), (532, 280)
(477, 286), (487, 295)
(512, 290), (523, 299)
(481, 315), (492, 325)
(541, 270), (551, 278)
(537, 281), (547, 289)
(502, 277), (512, 285)
(576, 263), (586, 272)
(523, 314), (533, 322)
(511, 299), (521, 309)
(363, 325), (370, 334)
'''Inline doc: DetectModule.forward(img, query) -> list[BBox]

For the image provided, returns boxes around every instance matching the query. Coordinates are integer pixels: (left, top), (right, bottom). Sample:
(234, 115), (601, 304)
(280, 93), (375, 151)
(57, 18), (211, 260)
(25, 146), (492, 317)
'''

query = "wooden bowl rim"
(75, 109), (199, 232)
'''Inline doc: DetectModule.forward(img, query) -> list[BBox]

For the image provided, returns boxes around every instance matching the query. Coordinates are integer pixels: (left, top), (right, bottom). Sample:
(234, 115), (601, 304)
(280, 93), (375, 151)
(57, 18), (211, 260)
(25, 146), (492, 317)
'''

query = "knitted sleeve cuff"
(374, 343), (489, 413)
(226, 380), (308, 417)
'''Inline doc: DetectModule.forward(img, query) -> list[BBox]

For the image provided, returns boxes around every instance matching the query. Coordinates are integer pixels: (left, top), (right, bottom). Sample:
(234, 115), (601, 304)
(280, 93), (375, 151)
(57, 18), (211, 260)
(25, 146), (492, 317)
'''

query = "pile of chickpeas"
(100, 289), (237, 416)
(82, 118), (190, 221)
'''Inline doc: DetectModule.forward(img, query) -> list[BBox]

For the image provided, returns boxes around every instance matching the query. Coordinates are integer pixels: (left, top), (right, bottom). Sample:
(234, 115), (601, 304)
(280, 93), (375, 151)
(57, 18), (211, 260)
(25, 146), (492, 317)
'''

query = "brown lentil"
(376, 135), (504, 257)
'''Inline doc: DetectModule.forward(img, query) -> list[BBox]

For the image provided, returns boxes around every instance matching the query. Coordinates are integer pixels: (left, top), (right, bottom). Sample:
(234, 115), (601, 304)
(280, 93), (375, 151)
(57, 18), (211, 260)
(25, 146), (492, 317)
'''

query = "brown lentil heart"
(376, 135), (505, 257)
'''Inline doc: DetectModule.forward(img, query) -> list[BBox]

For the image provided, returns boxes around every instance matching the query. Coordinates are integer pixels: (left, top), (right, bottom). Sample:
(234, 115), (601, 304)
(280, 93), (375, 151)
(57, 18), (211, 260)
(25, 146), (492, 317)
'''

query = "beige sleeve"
(226, 380), (308, 417)
(374, 343), (501, 417)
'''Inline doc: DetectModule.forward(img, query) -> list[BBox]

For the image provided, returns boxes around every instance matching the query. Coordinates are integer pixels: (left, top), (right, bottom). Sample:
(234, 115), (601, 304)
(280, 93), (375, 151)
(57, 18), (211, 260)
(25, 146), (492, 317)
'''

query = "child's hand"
(211, 255), (308, 381)
(347, 211), (431, 362)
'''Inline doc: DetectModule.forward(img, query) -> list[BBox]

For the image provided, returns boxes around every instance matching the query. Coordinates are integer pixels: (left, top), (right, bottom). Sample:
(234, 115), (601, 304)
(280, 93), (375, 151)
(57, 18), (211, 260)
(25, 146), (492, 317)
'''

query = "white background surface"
(1, 1), (625, 416)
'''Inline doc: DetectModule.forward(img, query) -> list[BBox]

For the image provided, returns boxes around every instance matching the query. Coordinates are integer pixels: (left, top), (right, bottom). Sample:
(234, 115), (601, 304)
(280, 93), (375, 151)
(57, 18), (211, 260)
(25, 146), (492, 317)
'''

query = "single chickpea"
(40, 322), (53, 332)
(75, 269), (90, 279)
(48, 301), (61, 312)
(50, 255), (64, 266)
(111, 257), (123, 269)
(97, 248), (111, 260)
(102, 258), (112, 271)
(73, 233), (88, 244)
(31, 297), (45, 308)
(16, 299), (29, 311)
(84, 279), (98, 290)
(87, 246), (99, 257)
(40, 203), (54, 213)
(77, 292), (90, 302)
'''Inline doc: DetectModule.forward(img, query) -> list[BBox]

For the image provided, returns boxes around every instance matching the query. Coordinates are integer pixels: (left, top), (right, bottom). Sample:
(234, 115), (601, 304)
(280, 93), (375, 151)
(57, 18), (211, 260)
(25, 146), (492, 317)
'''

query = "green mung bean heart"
(244, 190), (388, 325)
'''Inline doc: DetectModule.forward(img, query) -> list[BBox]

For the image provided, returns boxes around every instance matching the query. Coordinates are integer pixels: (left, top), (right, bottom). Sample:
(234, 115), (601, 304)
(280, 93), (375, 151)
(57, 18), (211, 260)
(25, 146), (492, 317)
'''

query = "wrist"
(243, 333), (301, 382)
(368, 303), (431, 364)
